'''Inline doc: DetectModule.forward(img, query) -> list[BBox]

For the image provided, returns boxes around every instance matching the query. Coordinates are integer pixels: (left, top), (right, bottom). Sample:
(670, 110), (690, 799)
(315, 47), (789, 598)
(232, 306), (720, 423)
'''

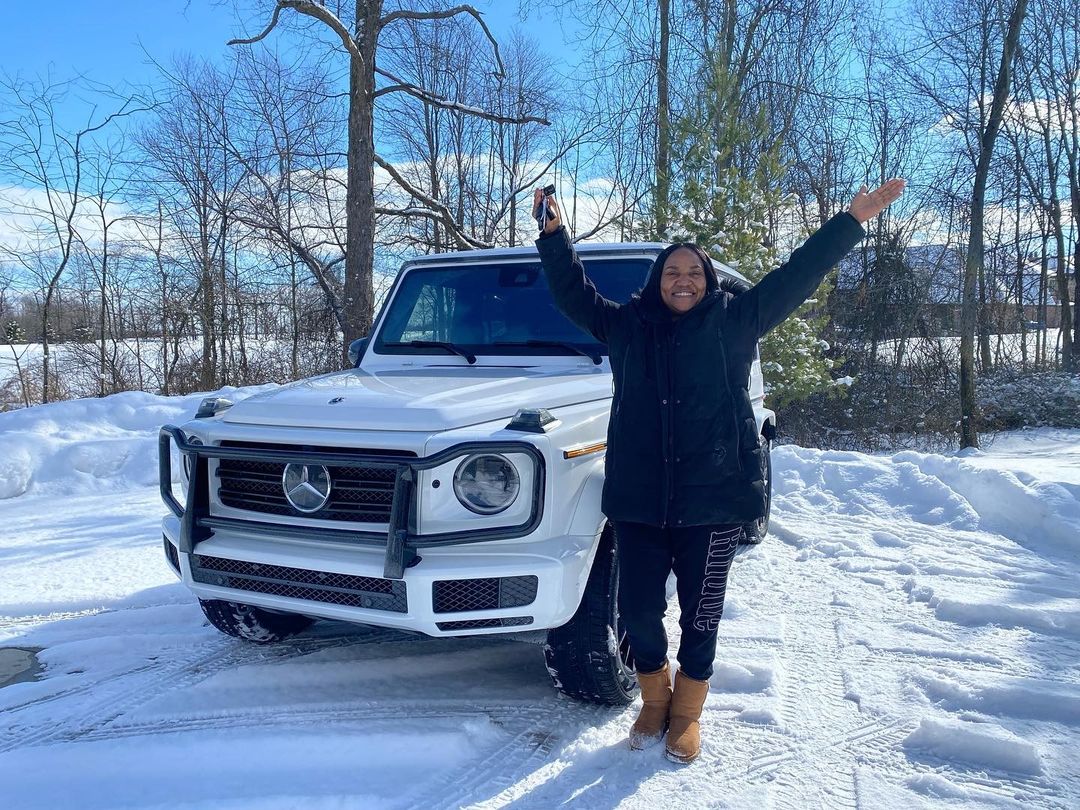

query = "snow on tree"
(4, 320), (25, 345)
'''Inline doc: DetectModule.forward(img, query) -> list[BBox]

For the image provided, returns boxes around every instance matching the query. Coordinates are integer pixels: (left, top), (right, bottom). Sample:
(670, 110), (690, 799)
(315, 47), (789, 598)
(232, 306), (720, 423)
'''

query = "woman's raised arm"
(532, 188), (621, 344)
(728, 178), (906, 339)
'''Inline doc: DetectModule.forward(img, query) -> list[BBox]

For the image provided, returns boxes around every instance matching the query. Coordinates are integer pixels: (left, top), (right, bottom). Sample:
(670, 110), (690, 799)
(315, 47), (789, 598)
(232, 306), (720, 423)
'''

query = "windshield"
(373, 258), (652, 358)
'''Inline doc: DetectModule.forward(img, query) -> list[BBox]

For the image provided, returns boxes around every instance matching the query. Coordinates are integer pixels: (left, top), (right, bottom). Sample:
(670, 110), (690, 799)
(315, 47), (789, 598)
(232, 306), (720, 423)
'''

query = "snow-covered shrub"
(979, 372), (1080, 430)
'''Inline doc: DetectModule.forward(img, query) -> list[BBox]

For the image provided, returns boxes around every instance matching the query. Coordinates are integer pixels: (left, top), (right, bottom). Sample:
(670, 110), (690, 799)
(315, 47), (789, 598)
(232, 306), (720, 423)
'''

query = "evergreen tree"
(4, 320), (25, 345)
(666, 59), (839, 408)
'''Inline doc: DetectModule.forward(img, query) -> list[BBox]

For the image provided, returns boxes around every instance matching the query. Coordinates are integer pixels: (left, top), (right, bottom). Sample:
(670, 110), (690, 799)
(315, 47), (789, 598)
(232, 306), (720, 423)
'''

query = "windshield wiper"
(494, 340), (603, 365)
(385, 340), (476, 364)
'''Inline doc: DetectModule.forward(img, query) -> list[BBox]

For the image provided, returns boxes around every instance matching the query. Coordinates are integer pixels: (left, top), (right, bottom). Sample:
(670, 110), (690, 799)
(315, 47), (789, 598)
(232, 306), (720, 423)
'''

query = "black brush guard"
(159, 425), (545, 580)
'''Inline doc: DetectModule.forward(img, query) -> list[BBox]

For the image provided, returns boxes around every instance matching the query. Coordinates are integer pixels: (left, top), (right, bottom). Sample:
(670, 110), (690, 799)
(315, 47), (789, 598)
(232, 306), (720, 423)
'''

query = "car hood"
(221, 365), (612, 431)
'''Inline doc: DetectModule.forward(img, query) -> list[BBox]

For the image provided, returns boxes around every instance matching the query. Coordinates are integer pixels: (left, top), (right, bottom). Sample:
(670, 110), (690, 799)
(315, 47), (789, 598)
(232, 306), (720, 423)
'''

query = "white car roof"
(402, 241), (748, 283)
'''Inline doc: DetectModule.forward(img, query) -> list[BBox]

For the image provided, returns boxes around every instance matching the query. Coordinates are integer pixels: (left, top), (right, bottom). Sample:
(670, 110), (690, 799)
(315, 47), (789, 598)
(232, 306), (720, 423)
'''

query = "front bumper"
(161, 515), (597, 636)
(160, 425), (598, 636)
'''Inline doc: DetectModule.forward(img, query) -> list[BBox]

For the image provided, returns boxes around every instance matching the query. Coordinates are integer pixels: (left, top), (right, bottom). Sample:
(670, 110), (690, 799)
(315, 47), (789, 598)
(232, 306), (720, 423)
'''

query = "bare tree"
(959, 0), (1029, 447)
(73, 138), (141, 397)
(1022, 0), (1079, 369)
(0, 76), (145, 402)
(229, 1), (548, 361)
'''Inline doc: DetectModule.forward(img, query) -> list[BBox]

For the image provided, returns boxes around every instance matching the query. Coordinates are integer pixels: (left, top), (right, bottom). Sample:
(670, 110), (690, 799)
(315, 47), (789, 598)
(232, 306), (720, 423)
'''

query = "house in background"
(833, 244), (1074, 337)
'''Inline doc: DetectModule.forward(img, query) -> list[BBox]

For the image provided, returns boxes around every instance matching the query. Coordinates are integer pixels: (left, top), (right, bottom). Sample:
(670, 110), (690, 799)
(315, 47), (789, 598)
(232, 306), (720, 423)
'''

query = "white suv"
(160, 241), (775, 705)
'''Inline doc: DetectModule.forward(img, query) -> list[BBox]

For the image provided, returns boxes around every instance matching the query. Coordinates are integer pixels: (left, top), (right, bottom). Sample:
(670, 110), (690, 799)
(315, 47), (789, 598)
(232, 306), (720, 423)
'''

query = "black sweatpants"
(613, 521), (742, 681)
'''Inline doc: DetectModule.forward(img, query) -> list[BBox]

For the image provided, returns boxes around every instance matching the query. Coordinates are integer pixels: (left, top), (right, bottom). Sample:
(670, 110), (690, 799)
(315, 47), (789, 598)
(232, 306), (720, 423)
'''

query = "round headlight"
(453, 453), (520, 515)
(182, 435), (204, 481)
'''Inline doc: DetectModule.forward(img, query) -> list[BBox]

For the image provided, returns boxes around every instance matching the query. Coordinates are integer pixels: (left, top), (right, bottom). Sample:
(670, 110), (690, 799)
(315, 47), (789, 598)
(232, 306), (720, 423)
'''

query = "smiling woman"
(532, 178), (905, 763)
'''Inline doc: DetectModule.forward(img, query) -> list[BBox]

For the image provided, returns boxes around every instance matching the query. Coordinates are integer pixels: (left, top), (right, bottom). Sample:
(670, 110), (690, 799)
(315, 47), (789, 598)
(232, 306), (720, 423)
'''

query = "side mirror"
(348, 336), (370, 368)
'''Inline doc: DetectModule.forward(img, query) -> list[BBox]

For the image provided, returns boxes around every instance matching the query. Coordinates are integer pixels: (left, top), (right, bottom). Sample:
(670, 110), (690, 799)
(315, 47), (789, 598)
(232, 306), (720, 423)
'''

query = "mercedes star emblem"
(282, 463), (332, 513)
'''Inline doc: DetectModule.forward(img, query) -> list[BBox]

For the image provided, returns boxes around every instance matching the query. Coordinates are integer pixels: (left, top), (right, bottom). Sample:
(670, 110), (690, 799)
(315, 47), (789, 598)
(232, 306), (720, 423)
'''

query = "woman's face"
(660, 247), (708, 314)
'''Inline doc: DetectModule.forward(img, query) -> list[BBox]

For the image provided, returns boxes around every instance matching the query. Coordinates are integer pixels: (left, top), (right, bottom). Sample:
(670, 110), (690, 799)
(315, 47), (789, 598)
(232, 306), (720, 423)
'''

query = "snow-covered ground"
(1, 392), (1078, 809)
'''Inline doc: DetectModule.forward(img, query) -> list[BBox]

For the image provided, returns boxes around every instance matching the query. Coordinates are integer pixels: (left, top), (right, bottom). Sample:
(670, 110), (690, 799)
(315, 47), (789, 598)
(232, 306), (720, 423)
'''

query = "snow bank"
(906, 579), (1080, 637)
(0, 386), (272, 499)
(773, 436), (1080, 558)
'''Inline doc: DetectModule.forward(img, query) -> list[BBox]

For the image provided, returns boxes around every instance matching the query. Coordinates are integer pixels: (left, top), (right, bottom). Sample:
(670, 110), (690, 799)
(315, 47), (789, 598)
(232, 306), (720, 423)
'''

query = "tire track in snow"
(746, 553), (908, 809)
(775, 517), (1077, 807)
(769, 633), (860, 805)
(0, 630), (405, 754)
(0, 638), (233, 753)
(401, 701), (591, 810)
(74, 703), (559, 744)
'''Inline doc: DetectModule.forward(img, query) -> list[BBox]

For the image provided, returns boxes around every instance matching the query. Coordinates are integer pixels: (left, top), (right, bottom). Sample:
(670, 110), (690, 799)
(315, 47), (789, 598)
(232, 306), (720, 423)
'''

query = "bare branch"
(572, 188), (652, 242)
(227, 3), (284, 46)
(374, 154), (493, 250)
(375, 206), (453, 223)
(372, 66), (548, 125)
(378, 4), (505, 79)
(229, 1), (363, 66)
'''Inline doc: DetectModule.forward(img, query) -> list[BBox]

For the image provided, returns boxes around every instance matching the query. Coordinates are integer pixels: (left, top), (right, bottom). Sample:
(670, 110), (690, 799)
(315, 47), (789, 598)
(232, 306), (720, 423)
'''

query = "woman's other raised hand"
(847, 178), (906, 224)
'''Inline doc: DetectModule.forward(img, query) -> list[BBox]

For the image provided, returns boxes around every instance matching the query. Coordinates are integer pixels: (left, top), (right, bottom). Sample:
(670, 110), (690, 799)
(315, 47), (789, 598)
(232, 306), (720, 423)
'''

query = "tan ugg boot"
(629, 660), (672, 750)
(665, 669), (710, 763)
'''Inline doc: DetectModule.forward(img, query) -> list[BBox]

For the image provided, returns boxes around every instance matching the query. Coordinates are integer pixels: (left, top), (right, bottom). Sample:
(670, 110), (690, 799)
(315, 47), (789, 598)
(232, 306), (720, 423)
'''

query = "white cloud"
(0, 184), (144, 260)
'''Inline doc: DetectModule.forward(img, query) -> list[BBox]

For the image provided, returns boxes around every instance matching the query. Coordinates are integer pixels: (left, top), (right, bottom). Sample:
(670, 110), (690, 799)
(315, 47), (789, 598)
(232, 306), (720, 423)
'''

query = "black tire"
(199, 598), (314, 643)
(741, 438), (772, 545)
(544, 527), (637, 706)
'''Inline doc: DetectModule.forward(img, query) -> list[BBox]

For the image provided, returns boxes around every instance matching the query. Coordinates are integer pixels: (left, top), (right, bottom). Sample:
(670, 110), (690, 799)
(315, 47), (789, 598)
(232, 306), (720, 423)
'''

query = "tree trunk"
(960, 0), (1028, 449)
(40, 309), (51, 404)
(654, 0), (671, 238)
(99, 226), (108, 398)
(1071, 183), (1080, 370)
(1039, 250), (1048, 367)
(1015, 175), (1027, 370)
(978, 261), (993, 371)
(156, 203), (171, 397)
(200, 241), (216, 391)
(1035, 82), (1073, 370)
(1051, 214), (1073, 368)
(341, 1), (381, 364)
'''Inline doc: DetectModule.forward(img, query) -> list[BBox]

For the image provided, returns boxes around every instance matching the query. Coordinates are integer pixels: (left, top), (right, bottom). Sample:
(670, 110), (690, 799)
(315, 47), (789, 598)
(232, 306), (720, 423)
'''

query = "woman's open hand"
(533, 187), (562, 235)
(847, 178), (906, 224)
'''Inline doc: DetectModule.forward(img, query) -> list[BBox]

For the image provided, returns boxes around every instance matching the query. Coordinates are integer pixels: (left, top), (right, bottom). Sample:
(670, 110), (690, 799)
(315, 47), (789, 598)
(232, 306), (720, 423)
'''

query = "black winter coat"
(535, 212), (865, 528)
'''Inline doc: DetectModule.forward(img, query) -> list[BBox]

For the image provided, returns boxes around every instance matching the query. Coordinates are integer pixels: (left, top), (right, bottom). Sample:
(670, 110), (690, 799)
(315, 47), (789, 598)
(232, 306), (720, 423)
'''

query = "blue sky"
(0, 1), (570, 106)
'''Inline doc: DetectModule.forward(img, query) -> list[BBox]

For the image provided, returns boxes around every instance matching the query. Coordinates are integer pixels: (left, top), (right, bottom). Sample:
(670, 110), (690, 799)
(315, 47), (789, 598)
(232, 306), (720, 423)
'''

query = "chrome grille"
(215, 441), (414, 523)
(432, 576), (538, 614)
(191, 554), (407, 612)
